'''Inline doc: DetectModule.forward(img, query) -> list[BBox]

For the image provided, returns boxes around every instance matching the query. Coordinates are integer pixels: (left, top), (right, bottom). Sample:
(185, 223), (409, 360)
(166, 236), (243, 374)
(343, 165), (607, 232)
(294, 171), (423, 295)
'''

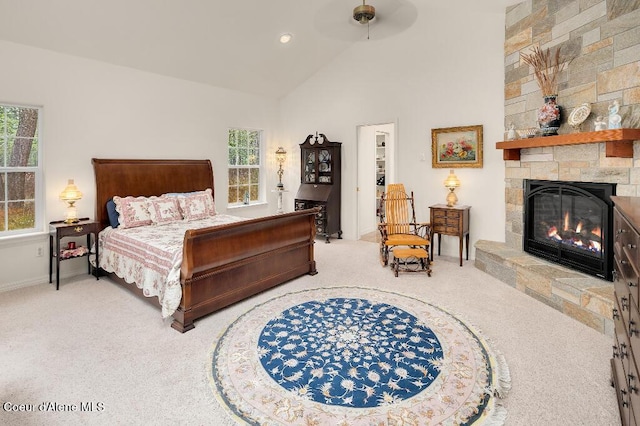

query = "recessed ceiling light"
(279, 33), (292, 44)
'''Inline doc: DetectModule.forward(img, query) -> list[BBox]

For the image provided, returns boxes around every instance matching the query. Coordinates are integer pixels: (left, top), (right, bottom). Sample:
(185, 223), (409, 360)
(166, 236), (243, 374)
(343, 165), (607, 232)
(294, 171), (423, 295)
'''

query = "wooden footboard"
(173, 208), (319, 332)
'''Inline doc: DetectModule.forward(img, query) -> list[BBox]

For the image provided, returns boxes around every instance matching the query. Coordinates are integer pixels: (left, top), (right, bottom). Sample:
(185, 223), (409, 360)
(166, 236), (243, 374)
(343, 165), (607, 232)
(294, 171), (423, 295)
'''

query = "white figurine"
(594, 116), (607, 131)
(608, 100), (622, 129)
(506, 123), (517, 140)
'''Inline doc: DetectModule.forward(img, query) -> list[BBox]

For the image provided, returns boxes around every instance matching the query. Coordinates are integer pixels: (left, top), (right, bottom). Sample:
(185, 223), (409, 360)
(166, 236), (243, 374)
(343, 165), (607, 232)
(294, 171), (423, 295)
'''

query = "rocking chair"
(378, 184), (431, 273)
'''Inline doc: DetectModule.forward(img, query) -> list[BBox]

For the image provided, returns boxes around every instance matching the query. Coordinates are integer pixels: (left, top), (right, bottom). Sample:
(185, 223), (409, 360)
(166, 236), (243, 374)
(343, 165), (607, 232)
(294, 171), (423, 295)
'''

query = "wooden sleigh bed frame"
(92, 158), (318, 333)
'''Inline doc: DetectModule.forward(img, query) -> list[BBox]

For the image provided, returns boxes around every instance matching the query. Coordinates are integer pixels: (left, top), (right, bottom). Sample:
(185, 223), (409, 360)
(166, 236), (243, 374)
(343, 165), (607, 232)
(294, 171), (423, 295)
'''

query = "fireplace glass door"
(524, 180), (615, 280)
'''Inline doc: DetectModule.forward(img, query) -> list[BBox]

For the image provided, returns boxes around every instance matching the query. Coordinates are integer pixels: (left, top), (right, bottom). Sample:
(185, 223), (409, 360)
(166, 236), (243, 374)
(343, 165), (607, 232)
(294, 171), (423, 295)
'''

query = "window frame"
(227, 127), (265, 207)
(0, 103), (44, 238)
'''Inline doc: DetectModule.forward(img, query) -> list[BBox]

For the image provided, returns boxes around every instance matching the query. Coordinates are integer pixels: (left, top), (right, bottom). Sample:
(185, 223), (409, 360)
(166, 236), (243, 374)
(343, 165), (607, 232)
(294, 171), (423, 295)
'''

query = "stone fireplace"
(474, 131), (640, 336)
(475, 133), (640, 336)
(475, 0), (640, 336)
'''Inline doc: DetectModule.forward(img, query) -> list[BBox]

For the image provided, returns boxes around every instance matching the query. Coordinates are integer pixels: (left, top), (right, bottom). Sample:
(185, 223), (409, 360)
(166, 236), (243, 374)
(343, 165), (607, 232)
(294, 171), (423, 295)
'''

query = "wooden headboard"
(92, 158), (214, 230)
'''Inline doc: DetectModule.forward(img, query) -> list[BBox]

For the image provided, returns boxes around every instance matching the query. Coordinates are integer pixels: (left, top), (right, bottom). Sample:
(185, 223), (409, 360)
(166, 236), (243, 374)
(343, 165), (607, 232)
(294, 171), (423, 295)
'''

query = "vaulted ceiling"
(0, 0), (519, 99)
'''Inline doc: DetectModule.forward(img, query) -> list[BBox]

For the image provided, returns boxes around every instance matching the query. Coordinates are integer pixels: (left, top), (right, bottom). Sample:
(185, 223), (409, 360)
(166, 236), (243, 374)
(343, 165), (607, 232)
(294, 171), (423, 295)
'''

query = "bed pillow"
(175, 189), (216, 221)
(106, 199), (119, 228)
(147, 196), (183, 225)
(113, 195), (152, 229)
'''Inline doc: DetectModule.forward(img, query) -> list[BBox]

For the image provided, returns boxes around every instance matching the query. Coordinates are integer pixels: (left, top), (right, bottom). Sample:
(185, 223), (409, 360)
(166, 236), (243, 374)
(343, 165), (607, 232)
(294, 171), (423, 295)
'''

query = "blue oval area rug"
(207, 287), (510, 425)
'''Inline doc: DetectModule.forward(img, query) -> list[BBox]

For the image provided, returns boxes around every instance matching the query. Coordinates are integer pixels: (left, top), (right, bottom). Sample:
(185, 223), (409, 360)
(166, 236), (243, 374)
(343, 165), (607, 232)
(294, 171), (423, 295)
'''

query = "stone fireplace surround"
(474, 140), (640, 337)
(479, 0), (640, 336)
(475, 238), (615, 336)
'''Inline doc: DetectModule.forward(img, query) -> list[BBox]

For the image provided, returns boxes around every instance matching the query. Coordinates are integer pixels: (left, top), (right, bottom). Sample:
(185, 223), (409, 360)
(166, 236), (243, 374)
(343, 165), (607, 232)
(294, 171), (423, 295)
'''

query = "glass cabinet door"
(304, 149), (316, 183)
(318, 149), (332, 184)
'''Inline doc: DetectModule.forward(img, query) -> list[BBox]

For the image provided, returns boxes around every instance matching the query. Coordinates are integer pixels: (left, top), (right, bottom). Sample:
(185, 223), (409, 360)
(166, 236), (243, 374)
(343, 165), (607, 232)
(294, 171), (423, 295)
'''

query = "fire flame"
(547, 226), (563, 241)
(545, 212), (603, 254)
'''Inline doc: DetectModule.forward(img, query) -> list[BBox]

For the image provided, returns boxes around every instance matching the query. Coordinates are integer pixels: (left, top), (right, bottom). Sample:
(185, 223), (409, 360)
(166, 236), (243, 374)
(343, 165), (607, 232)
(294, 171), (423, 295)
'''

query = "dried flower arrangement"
(521, 46), (566, 96)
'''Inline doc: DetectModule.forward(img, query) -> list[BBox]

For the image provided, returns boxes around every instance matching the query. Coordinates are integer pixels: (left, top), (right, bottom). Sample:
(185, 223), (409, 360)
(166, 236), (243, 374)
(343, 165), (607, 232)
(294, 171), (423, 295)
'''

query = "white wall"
(279, 4), (508, 259)
(0, 40), (280, 290)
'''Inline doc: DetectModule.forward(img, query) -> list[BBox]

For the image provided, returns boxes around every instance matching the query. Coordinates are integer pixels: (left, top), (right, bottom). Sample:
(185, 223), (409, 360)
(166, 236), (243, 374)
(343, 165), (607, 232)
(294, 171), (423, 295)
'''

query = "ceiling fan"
(353, 0), (376, 38)
(314, 0), (418, 42)
(353, 1), (376, 24)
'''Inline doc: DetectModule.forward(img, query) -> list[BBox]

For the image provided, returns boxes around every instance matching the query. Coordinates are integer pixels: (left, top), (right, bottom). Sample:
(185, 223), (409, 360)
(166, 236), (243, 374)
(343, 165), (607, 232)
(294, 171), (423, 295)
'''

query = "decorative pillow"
(176, 189), (216, 221)
(147, 196), (183, 225)
(113, 195), (152, 229)
(106, 199), (119, 228)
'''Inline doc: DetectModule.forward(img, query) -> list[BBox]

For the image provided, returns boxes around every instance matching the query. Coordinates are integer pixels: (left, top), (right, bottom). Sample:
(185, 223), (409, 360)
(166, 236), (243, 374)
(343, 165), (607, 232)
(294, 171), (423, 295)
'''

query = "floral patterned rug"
(207, 287), (510, 425)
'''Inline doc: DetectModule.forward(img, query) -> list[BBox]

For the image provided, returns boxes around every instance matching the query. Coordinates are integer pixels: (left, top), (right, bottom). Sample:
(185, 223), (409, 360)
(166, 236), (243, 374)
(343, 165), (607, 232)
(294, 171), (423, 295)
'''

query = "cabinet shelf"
(495, 128), (640, 161)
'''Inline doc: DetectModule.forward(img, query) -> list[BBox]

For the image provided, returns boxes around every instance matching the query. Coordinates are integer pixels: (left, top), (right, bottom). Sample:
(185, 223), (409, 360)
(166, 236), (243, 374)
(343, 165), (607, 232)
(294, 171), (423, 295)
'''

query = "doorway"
(357, 122), (395, 240)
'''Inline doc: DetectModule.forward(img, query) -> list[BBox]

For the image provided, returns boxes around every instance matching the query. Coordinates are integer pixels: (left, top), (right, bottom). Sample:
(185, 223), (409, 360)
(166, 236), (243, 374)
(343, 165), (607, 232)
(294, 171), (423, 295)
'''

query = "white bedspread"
(98, 214), (245, 318)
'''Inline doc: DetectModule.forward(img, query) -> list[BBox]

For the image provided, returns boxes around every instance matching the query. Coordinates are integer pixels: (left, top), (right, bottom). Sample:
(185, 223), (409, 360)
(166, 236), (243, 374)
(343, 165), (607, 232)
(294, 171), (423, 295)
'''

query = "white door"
(357, 122), (395, 239)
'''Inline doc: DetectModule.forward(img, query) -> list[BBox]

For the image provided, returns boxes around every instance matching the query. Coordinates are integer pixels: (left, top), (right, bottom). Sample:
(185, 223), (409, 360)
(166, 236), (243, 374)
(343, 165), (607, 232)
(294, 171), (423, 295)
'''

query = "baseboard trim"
(0, 265), (88, 293)
(0, 276), (48, 293)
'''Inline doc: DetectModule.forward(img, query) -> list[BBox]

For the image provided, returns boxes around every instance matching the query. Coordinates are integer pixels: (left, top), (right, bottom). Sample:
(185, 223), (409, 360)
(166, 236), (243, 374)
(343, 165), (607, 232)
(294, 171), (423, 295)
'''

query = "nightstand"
(49, 218), (100, 290)
(429, 204), (471, 267)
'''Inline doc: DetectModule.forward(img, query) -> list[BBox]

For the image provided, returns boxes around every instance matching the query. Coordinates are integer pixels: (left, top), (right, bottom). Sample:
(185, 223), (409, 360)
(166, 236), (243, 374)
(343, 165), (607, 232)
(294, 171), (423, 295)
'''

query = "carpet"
(207, 287), (510, 425)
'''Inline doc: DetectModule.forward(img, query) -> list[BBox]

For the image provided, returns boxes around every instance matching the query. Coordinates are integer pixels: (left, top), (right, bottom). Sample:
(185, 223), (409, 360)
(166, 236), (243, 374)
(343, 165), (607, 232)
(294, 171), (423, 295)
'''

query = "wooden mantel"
(496, 128), (640, 161)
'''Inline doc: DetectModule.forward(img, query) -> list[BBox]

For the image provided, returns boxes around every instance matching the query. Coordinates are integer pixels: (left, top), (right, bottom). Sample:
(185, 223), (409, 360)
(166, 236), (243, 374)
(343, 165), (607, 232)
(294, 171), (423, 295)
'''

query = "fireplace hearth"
(523, 179), (616, 281)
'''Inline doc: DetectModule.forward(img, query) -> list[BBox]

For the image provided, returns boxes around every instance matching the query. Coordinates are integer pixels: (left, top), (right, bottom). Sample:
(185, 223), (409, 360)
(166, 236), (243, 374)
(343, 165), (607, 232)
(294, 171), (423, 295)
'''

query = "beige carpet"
(0, 239), (620, 425)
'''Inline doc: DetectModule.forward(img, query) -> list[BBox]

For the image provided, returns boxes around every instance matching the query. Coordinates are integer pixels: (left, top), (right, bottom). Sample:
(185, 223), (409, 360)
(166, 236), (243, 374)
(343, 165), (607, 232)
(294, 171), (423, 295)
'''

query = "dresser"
(612, 196), (640, 426)
(294, 133), (342, 243)
(429, 204), (471, 267)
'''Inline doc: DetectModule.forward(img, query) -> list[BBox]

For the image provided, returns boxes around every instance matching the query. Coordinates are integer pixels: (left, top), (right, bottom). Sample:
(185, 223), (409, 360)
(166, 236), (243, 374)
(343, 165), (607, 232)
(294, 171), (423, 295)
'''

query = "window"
(228, 128), (262, 205)
(0, 104), (42, 236)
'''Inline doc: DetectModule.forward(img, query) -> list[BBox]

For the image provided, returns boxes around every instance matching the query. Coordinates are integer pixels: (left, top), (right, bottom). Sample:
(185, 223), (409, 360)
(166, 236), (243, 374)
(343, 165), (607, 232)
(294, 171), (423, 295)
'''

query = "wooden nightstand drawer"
(445, 210), (461, 220)
(432, 208), (460, 217)
(432, 217), (446, 226)
(446, 218), (460, 227)
(54, 223), (96, 238)
(433, 217), (460, 230)
(443, 225), (459, 234)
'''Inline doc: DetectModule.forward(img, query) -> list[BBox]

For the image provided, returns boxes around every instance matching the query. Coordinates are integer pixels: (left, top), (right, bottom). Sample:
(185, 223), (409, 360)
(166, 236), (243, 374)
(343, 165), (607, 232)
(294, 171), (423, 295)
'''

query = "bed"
(92, 158), (319, 333)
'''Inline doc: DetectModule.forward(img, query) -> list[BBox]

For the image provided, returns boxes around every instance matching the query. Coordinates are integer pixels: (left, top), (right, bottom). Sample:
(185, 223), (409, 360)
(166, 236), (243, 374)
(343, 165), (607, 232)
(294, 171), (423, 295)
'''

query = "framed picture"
(431, 125), (483, 168)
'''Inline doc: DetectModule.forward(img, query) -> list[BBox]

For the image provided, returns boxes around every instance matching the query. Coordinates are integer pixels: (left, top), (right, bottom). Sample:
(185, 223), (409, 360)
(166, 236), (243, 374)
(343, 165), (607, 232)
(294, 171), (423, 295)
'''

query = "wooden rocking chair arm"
(415, 222), (432, 239)
(378, 222), (389, 239)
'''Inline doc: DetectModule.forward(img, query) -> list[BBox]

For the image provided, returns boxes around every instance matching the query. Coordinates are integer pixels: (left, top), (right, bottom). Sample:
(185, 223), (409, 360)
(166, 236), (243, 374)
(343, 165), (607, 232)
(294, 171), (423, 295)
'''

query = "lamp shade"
(444, 170), (460, 207)
(59, 179), (83, 201)
(443, 169), (460, 189)
(275, 147), (287, 164)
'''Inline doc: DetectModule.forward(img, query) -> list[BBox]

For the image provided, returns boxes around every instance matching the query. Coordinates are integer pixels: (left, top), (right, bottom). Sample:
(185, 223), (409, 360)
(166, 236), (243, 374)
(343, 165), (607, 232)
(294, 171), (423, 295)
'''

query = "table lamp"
(444, 169), (460, 207)
(275, 147), (287, 189)
(59, 179), (83, 223)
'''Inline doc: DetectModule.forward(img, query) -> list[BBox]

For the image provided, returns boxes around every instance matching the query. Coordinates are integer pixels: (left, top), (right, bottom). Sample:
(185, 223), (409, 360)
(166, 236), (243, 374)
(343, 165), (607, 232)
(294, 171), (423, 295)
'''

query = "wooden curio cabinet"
(295, 133), (342, 243)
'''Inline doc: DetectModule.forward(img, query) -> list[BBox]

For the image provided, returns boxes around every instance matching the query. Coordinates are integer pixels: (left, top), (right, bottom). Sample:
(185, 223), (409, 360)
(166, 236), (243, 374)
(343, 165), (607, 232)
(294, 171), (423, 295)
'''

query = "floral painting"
(431, 125), (483, 168)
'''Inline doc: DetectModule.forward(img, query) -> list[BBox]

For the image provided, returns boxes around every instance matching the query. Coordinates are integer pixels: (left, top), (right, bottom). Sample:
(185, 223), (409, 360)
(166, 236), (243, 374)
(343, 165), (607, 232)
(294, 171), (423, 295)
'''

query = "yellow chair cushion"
(393, 248), (428, 259)
(385, 234), (429, 247)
